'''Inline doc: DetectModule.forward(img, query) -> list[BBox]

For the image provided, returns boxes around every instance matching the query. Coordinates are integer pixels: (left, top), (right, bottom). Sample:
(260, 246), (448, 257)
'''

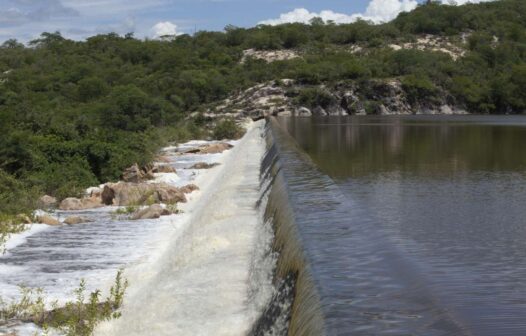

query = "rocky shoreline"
(198, 79), (469, 122)
(26, 141), (235, 228)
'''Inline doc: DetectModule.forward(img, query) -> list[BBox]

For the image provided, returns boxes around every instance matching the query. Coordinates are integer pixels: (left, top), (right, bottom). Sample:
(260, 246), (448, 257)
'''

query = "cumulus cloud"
(365, 0), (418, 22)
(259, 0), (497, 26)
(151, 21), (178, 39)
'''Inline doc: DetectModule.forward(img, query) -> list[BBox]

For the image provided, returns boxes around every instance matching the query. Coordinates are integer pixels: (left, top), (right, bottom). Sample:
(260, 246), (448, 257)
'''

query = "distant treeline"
(0, 0), (525, 214)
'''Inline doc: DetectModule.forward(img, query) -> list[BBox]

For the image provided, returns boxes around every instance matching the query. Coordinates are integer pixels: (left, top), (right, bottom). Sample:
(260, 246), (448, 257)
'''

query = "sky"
(0, 0), (496, 43)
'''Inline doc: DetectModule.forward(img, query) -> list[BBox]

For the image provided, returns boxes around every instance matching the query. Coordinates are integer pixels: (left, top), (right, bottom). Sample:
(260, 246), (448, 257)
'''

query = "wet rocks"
(101, 182), (187, 206)
(64, 216), (91, 225)
(131, 204), (172, 220)
(59, 197), (104, 211)
(190, 162), (220, 169)
(122, 163), (152, 183)
(184, 143), (233, 155)
(152, 164), (177, 174)
(37, 214), (60, 226)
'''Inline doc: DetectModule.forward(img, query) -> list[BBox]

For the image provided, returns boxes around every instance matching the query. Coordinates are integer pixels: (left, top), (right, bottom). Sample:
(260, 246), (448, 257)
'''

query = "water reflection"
(280, 115), (526, 178)
(277, 115), (526, 336)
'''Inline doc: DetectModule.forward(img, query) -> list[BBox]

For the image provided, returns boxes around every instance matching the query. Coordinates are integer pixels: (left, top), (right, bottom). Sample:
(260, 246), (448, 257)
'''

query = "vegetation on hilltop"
(0, 0), (525, 217)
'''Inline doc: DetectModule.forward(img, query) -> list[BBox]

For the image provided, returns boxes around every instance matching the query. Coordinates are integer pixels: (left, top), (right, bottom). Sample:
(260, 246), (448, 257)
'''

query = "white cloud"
(364, 0), (418, 22)
(259, 0), (497, 26)
(259, 8), (360, 26)
(151, 21), (178, 38)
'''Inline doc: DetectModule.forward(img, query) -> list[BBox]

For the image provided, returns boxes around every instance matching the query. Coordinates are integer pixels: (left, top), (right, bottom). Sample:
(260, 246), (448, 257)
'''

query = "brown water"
(276, 115), (526, 336)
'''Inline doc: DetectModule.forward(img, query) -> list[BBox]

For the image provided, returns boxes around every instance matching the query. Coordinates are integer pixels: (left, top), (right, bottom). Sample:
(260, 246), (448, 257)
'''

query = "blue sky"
(0, 0), (494, 43)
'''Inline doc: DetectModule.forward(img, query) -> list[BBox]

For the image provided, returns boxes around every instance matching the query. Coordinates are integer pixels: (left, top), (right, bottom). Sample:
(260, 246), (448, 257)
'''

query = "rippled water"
(277, 115), (526, 336)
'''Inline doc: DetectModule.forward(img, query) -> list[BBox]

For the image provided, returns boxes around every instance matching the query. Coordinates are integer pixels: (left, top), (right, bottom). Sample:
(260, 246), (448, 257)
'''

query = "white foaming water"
(0, 135), (247, 335)
(95, 121), (274, 336)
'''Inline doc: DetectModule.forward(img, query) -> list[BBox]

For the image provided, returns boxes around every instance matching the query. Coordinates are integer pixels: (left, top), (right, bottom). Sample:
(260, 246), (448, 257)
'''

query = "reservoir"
(274, 115), (526, 336)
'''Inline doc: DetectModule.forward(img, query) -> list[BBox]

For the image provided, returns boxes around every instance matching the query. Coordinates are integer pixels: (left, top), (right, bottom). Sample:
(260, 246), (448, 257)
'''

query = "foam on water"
(95, 121), (274, 336)
(0, 135), (241, 335)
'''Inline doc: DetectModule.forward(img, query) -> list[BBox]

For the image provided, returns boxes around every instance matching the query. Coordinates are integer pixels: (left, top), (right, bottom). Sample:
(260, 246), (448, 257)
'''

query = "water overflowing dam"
(3, 116), (526, 335)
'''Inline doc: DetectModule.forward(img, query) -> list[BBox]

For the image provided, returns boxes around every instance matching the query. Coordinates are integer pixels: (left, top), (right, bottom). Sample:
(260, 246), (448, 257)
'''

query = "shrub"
(212, 119), (244, 140)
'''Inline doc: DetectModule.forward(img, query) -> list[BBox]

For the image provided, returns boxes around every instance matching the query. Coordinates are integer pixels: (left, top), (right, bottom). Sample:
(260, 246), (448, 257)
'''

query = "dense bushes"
(0, 0), (525, 215)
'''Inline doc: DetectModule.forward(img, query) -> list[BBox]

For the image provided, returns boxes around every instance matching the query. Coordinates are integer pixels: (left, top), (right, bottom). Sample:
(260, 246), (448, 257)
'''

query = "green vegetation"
(212, 118), (245, 140)
(0, 0), (525, 216)
(0, 270), (128, 336)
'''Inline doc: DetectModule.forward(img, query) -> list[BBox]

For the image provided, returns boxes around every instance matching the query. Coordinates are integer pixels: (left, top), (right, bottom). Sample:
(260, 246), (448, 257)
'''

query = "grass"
(0, 270), (128, 336)
(0, 214), (30, 254)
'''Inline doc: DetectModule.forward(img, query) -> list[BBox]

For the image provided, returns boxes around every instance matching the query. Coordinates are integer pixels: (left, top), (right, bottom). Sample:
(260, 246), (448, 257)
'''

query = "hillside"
(1, 0), (525, 217)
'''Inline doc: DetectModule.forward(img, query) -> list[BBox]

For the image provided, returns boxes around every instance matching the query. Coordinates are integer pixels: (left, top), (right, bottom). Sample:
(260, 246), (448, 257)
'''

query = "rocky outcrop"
(241, 49), (300, 63)
(200, 77), (468, 120)
(131, 204), (172, 220)
(101, 182), (187, 206)
(59, 197), (103, 211)
(122, 163), (154, 183)
(190, 162), (220, 169)
(64, 216), (91, 225)
(388, 34), (466, 61)
(38, 195), (57, 209)
(37, 214), (60, 226)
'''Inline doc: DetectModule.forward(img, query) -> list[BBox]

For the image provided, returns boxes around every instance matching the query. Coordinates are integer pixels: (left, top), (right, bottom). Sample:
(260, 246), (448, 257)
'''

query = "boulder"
(86, 187), (102, 198)
(64, 216), (91, 225)
(152, 165), (177, 174)
(37, 214), (60, 226)
(122, 163), (145, 183)
(312, 106), (328, 116)
(180, 184), (199, 194)
(38, 195), (57, 208)
(154, 185), (187, 204)
(102, 182), (187, 206)
(190, 162), (220, 169)
(185, 143), (233, 155)
(131, 204), (172, 220)
(59, 197), (103, 211)
(296, 107), (312, 117)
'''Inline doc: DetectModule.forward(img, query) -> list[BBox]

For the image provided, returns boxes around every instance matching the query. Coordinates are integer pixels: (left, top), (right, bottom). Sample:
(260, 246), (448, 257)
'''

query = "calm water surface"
(277, 115), (526, 336)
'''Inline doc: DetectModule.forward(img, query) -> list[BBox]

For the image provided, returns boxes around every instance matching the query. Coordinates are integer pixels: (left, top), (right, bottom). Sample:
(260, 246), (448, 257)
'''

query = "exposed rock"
(154, 185), (187, 204)
(296, 107), (312, 117)
(122, 163), (145, 183)
(37, 214), (60, 226)
(102, 182), (187, 206)
(59, 197), (103, 211)
(38, 195), (57, 208)
(101, 186), (116, 206)
(180, 184), (199, 194)
(64, 216), (91, 225)
(241, 49), (300, 63)
(388, 34), (466, 61)
(131, 204), (172, 220)
(86, 187), (102, 198)
(190, 162), (220, 169)
(185, 143), (233, 155)
(312, 106), (328, 116)
(152, 164), (177, 173)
